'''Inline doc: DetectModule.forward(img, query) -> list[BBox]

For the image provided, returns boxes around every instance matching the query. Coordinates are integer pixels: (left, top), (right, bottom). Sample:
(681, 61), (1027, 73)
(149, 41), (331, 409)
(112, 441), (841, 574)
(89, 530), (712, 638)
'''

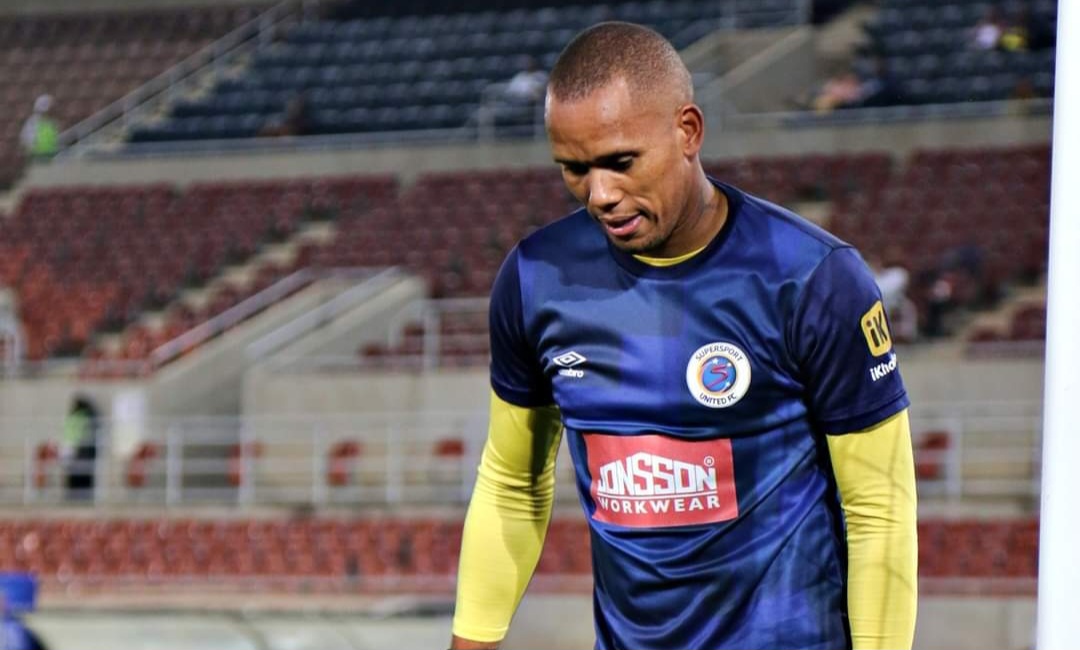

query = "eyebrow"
(553, 151), (639, 168)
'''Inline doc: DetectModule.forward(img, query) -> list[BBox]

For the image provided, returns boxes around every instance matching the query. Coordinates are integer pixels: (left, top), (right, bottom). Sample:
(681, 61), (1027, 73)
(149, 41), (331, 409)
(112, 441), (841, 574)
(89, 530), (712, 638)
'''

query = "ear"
(675, 103), (705, 157)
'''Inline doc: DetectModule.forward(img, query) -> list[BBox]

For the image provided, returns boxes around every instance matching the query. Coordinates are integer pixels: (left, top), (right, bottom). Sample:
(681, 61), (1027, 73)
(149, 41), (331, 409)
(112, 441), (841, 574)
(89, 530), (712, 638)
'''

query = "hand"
(450, 635), (500, 649)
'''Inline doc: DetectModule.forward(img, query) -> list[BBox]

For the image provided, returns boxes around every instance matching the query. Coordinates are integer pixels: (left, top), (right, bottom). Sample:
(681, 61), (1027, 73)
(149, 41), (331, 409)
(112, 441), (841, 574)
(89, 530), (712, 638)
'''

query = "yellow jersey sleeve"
(827, 408), (919, 650)
(452, 390), (563, 643)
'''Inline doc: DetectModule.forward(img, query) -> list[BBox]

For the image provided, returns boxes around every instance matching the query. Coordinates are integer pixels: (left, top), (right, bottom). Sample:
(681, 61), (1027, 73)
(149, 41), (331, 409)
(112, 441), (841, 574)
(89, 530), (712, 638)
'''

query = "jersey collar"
(607, 179), (743, 279)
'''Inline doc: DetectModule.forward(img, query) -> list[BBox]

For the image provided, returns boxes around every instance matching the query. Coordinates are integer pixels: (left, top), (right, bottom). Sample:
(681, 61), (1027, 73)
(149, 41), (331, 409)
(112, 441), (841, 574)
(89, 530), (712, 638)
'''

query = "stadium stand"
(0, 176), (395, 365)
(358, 145), (1049, 366)
(861, 0), (1058, 106)
(0, 1), (1055, 647)
(130, 0), (807, 142)
(0, 6), (261, 188)
(0, 143), (1049, 370)
(0, 516), (1038, 594)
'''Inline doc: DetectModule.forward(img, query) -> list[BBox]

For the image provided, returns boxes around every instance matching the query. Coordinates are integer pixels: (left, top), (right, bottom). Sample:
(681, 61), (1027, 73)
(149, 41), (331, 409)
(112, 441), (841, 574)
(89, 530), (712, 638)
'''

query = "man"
(20, 95), (59, 160)
(504, 56), (548, 105)
(452, 22), (917, 650)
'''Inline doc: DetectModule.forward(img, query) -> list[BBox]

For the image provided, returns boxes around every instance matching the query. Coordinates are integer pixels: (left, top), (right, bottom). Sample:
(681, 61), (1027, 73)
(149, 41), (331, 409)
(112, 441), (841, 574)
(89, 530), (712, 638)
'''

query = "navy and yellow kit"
(454, 181), (917, 650)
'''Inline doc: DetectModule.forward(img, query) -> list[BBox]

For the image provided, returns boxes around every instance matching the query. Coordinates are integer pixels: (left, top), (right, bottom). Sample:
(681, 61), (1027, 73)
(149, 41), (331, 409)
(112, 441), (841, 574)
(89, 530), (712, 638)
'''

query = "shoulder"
(722, 183), (858, 283)
(515, 207), (607, 263)
(492, 208), (602, 299)
(737, 188), (852, 259)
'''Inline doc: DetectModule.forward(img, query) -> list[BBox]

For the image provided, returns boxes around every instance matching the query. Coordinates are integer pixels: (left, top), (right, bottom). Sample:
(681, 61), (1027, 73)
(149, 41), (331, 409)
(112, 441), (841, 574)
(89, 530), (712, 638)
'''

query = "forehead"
(546, 77), (670, 160)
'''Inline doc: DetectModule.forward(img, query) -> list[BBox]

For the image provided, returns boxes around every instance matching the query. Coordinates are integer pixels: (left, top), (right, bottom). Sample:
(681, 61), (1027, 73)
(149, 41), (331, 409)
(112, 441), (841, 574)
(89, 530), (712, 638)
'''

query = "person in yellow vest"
(19, 94), (59, 161)
(61, 395), (99, 500)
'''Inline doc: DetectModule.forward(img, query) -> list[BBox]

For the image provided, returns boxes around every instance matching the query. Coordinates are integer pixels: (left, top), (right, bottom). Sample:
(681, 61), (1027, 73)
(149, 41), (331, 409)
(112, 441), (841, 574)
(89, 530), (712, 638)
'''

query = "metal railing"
(0, 401), (1042, 509)
(258, 295), (489, 372)
(1, 411), (485, 508)
(57, 0), (303, 159)
(60, 1), (811, 158)
(245, 266), (405, 362)
(719, 97), (1055, 132)
(0, 267), (389, 381)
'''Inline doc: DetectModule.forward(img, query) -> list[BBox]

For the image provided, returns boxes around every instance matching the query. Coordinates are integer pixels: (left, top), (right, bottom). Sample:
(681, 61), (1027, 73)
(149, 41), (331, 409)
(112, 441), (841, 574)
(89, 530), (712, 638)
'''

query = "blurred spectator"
(19, 95), (59, 161)
(970, 7), (1005, 50)
(923, 271), (957, 338)
(259, 92), (312, 137)
(1014, 4), (1055, 52)
(504, 56), (548, 104)
(61, 395), (100, 500)
(870, 254), (918, 342)
(999, 11), (1029, 52)
(857, 57), (902, 108)
(811, 70), (863, 112)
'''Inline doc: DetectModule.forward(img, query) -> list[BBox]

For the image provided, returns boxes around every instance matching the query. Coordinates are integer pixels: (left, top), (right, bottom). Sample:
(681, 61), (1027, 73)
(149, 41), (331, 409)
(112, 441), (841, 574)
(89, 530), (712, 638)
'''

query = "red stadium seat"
(327, 439), (363, 487)
(227, 441), (265, 487)
(33, 441), (59, 489)
(125, 441), (160, 488)
(915, 430), (951, 480)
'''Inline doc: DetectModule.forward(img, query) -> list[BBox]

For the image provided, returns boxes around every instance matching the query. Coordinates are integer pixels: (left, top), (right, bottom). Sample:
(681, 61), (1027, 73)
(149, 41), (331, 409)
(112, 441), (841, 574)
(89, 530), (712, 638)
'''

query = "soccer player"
(451, 21), (917, 650)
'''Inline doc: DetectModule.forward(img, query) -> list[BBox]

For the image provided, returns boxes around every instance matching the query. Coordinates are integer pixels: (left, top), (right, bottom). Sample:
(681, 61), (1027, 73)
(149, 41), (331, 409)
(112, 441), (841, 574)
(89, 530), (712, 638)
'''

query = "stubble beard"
(597, 217), (671, 255)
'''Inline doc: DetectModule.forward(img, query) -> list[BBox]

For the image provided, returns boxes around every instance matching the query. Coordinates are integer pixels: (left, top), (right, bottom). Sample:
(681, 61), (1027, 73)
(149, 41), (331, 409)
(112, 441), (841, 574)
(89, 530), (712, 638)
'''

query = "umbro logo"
(553, 350), (586, 378)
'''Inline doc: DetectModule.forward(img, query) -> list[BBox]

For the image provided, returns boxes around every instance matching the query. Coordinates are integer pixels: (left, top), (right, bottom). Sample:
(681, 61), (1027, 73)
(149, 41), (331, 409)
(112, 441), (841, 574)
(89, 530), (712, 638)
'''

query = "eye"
(561, 162), (588, 177)
(609, 156), (634, 172)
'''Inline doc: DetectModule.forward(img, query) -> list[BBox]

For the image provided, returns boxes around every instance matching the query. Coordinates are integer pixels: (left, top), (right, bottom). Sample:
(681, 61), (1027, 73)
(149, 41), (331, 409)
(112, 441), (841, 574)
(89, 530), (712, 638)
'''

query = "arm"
(451, 390), (563, 649)
(827, 408), (918, 650)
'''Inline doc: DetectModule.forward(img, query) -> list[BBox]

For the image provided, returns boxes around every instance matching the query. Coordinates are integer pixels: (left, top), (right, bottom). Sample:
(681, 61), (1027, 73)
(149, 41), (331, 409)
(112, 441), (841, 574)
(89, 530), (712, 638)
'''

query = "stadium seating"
(0, 144), (1049, 369)
(0, 176), (396, 364)
(0, 516), (1037, 594)
(359, 310), (491, 368)
(310, 167), (573, 300)
(130, 0), (806, 142)
(861, 0), (1058, 106)
(829, 144), (1051, 334)
(0, 6), (262, 187)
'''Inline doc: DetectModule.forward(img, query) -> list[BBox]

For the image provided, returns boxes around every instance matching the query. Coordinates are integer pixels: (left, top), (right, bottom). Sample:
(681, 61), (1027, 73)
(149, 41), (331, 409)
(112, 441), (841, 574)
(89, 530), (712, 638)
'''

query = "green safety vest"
(32, 118), (59, 157)
(63, 411), (89, 448)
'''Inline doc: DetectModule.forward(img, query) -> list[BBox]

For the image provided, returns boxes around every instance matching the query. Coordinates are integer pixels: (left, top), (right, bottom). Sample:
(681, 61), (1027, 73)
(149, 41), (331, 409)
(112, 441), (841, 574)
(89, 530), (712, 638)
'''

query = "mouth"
(601, 213), (643, 238)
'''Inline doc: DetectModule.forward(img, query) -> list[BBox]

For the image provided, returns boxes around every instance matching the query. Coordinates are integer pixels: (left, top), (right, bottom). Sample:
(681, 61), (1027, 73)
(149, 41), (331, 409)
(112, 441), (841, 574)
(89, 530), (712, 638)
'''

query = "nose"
(585, 170), (622, 214)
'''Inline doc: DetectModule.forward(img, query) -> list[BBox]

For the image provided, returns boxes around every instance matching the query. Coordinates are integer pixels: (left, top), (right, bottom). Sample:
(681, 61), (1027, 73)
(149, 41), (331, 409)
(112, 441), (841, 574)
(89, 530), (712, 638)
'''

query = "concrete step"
(95, 217), (342, 353)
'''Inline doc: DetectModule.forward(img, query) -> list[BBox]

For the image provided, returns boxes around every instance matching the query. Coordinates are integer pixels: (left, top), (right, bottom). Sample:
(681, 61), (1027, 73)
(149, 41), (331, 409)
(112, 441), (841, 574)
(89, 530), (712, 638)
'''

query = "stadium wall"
(242, 354), (1043, 418)
(709, 27), (817, 113)
(26, 114), (1052, 188)
(0, 274), (425, 424)
(0, 344), (1043, 423)
(150, 272), (425, 417)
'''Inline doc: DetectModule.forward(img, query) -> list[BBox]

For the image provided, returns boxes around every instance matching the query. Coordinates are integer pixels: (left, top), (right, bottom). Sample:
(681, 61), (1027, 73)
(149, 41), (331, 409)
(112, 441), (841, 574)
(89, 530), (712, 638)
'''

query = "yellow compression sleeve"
(452, 390), (564, 643)
(827, 409), (918, 650)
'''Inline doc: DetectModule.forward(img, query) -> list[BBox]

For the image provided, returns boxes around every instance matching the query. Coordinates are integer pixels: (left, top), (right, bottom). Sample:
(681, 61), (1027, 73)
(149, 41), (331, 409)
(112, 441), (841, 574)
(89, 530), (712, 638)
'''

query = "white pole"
(1037, 2), (1080, 649)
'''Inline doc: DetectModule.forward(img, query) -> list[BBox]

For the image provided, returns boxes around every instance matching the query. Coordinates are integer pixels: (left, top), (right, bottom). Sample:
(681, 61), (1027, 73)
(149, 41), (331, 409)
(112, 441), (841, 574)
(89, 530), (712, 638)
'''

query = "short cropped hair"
(548, 21), (693, 103)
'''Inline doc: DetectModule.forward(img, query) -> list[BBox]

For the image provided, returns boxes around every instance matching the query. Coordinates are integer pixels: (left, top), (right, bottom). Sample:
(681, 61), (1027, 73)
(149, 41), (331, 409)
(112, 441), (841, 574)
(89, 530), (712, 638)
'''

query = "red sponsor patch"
(584, 433), (738, 528)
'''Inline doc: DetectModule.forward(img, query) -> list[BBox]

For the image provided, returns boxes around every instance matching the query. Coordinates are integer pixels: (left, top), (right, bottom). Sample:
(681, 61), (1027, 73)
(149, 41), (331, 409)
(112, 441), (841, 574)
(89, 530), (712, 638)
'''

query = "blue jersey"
(489, 181), (909, 650)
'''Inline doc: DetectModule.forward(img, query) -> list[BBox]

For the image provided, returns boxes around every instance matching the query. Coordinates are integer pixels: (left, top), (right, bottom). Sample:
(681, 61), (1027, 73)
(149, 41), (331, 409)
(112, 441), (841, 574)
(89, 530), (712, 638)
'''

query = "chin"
(608, 235), (666, 256)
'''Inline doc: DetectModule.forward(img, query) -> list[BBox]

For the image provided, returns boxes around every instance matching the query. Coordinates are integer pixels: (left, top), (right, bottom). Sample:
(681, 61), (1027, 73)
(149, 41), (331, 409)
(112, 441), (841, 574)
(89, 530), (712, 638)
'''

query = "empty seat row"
(135, 0), (791, 143)
(4, 146), (1050, 367)
(0, 516), (1038, 589)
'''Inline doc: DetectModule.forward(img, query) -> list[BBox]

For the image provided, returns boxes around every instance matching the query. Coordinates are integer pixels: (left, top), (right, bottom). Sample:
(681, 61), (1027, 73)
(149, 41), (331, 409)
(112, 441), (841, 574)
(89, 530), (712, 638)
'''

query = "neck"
(663, 175), (727, 257)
